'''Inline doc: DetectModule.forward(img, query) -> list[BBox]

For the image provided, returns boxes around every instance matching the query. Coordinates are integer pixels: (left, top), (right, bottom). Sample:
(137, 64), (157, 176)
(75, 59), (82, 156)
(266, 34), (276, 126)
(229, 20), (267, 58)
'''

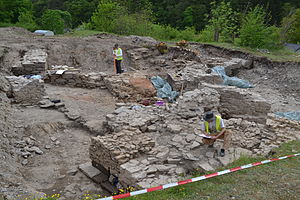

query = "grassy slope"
(202, 42), (300, 62)
(127, 141), (300, 200)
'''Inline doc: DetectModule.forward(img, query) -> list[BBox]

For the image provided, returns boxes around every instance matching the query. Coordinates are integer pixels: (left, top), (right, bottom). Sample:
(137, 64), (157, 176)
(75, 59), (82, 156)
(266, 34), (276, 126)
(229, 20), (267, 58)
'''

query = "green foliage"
(41, 10), (68, 34)
(281, 8), (300, 43)
(197, 26), (214, 42)
(64, 0), (98, 28)
(264, 25), (281, 48)
(207, 1), (238, 42)
(91, 0), (124, 32)
(239, 6), (279, 48)
(16, 10), (38, 31)
(178, 27), (196, 41)
(183, 6), (194, 28)
(0, 0), (32, 23)
(119, 0), (153, 17)
(148, 24), (179, 41)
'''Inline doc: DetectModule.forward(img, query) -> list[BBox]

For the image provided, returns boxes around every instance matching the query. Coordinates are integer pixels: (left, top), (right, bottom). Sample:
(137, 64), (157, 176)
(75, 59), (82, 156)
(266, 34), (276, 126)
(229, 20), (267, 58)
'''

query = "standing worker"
(113, 44), (123, 74)
(200, 111), (231, 157)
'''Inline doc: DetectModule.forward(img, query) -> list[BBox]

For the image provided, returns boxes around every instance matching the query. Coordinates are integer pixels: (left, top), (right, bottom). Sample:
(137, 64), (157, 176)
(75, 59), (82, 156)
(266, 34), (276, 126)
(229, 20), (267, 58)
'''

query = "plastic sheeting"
(151, 76), (179, 102)
(212, 66), (254, 88)
(34, 30), (54, 36)
(275, 111), (300, 121)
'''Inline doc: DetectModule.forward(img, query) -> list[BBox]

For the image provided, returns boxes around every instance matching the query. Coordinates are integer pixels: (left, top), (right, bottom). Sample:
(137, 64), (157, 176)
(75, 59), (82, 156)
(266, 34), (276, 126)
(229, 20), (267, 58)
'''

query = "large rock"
(167, 65), (223, 92)
(223, 58), (252, 76)
(201, 83), (271, 123)
(104, 72), (156, 101)
(177, 88), (220, 115)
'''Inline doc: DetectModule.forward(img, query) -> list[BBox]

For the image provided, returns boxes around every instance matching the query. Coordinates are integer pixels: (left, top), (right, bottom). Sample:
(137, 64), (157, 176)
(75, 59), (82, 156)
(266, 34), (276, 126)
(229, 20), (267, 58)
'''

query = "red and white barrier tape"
(96, 153), (300, 200)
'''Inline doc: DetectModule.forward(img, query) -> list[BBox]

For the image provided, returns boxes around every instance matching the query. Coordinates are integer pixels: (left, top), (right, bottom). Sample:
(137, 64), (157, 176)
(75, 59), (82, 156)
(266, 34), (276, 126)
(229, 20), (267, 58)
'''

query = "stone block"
(79, 162), (101, 179)
(201, 83), (271, 123)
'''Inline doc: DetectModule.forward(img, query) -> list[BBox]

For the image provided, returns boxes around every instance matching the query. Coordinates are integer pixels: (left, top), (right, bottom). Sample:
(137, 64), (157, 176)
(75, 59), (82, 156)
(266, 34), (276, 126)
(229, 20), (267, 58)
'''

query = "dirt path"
(11, 86), (116, 200)
(45, 85), (115, 121)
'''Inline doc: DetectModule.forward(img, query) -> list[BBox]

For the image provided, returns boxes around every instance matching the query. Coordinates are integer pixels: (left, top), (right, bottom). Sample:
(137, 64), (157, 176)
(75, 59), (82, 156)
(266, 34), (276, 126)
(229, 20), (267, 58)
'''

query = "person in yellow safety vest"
(201, 111), (231, 157)
(113, 44), (123, 74)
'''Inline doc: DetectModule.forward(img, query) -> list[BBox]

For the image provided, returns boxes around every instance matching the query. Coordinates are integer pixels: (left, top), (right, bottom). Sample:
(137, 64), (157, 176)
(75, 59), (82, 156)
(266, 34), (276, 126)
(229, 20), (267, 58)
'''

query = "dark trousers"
(115, 60), (122, 74)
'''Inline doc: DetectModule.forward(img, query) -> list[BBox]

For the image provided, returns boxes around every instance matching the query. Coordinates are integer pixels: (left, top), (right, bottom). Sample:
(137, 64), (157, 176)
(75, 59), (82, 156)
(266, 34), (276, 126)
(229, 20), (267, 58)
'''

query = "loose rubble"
(5, 76), (45, 105)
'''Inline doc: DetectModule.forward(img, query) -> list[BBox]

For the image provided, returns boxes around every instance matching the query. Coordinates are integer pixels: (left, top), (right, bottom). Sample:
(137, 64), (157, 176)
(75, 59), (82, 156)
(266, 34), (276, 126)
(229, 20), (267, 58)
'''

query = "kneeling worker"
(201, 111), (231, 157)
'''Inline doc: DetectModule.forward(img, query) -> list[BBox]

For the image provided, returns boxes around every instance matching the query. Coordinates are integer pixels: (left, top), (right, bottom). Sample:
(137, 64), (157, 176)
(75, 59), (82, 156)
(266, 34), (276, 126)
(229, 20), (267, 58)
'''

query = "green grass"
(125, 140), (300, 200)
(203, 42), (300, 62)
(1, 141), (299, 200)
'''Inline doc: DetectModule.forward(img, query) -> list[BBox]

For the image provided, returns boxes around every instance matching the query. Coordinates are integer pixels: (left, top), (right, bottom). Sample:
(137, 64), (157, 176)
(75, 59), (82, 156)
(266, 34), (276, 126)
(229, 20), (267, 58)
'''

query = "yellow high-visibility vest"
(114, 48), (123, 60)
(205, 115), (222, 133)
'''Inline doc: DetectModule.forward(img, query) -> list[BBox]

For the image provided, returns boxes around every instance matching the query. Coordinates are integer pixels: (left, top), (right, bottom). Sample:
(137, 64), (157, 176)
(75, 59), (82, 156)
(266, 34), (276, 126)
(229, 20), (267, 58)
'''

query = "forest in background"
(0, 0), (300, 48)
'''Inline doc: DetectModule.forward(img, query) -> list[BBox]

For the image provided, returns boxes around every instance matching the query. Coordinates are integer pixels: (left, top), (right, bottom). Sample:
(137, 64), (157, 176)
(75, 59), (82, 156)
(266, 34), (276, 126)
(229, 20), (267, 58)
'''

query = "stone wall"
(87, 88), (244, 188)
(44, 71), (107, 89)
(228, 114), (300, 155)
(5, 76), (45, 105)
(90, 128), (155, 175)
(12, 49), (47, 76)
(89, 87), (298, 189)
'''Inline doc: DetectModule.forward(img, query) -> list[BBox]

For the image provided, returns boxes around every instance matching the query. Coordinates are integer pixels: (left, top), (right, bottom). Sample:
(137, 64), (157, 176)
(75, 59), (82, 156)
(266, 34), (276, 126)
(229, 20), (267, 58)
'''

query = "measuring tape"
(96, 153), (300, 200)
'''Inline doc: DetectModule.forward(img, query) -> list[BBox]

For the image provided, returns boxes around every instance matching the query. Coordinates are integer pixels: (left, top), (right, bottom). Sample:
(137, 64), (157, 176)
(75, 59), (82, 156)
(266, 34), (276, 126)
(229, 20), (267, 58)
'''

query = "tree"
(281, 8), (300, 43)
(16, 10), (37, 31)
(0, 0), (32, 23)
(206, 1), (237, 42)
(41, 9), (71, 34)
(239, 6), (279, 48)
(119, 0), (153, 15)
(183, 6), (193, 28)
(91, 0), (124, 32)
(64, 0), (98, 28)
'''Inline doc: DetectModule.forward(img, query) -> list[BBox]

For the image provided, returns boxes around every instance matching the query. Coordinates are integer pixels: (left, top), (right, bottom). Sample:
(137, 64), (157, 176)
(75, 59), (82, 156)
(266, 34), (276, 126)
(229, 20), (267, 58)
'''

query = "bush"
(207, 1), (238, 42)
(16, 11), (38, 31)
(264, 26), (282, 49)
(197, 26), (214, 42)
(239, 6), (279, 48)
(179, 27), (196, 41)
(41, 10), (65, 34)
(91, 0), (124, 32)
(281, 8), (300, 43)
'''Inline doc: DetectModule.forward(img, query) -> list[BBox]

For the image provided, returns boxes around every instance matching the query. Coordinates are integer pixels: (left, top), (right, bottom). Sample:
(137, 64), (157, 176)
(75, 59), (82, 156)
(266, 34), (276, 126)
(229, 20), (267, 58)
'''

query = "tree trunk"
(214, 29), (219, 42)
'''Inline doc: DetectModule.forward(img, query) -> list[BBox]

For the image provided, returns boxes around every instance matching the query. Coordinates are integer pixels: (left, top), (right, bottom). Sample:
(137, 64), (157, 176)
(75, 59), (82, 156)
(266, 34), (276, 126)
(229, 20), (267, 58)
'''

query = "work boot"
(220, 149), (225, 157)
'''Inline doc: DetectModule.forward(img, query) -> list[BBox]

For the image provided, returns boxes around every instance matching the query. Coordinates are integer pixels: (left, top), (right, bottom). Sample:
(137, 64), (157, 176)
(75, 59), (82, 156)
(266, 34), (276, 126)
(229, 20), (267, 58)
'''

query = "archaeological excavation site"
(0, 27), (299, 200)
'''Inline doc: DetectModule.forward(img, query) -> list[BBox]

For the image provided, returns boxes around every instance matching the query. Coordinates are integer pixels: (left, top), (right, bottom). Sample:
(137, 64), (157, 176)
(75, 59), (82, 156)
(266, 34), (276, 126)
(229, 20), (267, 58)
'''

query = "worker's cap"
(203, 111), (214, 121)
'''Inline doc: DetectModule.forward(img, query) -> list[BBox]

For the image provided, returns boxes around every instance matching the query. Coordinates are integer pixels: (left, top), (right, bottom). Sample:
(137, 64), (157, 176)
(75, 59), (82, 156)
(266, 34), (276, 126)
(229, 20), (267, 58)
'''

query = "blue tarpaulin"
(151, 76), (179, 102)
(275, 111), (300, 121)
(212, 66), (254, 88)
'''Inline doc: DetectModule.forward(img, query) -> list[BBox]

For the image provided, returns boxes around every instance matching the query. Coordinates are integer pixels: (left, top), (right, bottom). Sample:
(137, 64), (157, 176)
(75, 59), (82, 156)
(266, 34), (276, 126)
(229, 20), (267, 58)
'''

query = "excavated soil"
(5, 86), (115, 199)
(0, 27), (299, 199)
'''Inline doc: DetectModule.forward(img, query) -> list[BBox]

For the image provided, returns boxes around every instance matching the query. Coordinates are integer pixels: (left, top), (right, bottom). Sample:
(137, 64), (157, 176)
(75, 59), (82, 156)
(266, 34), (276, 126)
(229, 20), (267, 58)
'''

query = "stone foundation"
(12, 49), (48, 75)
(44, 70), (107, 89)
(89, 87), (297, 189)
